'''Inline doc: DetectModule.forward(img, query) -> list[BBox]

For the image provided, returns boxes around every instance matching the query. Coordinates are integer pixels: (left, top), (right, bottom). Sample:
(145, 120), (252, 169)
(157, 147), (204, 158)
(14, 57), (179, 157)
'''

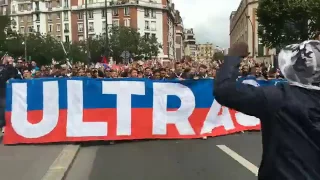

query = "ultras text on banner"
(3, 78), (272, 144)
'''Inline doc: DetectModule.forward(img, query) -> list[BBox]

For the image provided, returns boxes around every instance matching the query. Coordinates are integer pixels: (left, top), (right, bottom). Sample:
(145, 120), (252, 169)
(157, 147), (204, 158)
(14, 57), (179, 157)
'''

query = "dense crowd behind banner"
(3, 78), (285, 144)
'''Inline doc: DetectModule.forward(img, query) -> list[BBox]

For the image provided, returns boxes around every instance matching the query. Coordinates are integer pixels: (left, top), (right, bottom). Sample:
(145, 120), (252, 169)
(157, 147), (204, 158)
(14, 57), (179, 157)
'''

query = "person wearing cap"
(214, 41), (320, 180)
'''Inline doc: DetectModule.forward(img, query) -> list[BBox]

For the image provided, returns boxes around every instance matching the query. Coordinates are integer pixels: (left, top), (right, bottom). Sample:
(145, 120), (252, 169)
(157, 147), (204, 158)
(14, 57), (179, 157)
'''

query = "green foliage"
(108, 26), (161, 62)
(0, 15), (11, 56)
(213, 51), (224, 60)
(0, 25), (162, 64)
(257, 0), (320, 48)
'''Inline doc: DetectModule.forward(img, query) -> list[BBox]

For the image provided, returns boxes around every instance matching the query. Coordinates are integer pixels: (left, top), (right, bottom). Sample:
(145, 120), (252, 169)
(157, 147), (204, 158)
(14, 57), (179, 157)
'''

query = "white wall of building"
(137, 7), (164, 58)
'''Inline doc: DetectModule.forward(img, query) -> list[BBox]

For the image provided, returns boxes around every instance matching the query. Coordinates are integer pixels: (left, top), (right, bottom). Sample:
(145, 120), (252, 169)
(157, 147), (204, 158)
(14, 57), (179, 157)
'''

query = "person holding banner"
(214, 41), (320, 180)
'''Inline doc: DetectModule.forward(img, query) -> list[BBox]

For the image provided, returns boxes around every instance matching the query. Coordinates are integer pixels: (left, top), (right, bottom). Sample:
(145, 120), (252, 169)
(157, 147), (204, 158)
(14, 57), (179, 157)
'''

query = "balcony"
(185, 38), (196, 42)
(64, 29), (69, 33)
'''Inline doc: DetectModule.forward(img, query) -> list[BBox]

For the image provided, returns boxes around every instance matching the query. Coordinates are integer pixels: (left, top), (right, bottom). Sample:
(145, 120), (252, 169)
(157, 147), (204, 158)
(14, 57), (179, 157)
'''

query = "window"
(151, 9), (156, 18)
(56, 0), (60, 7)
(64, 0), (68, 7)
(112, 8), (118, 16)
(56, 24), (60, 32)
(48, 24), (52, 32)
(112, 19), (119, 26)
(88, 11), (93, 19)
(144, 8), (149, 17)
(37, 25), (40, 32)
(28, 26), (33, 33)
(124, 7), (129, 16)
(18, 4), (23, 11)
(124, 19), (130, 27)
(78, 12), (83, 20)
(46, 1), (52, 9)
(20, 26), (25, 33)
(150, 21), (156, 31)
(145, 33), (150, 39)
(89, 22), (94, 32)
(11, 5), (15, 13)
(102, 21), (106, 31)
(36, 14), (40, 21)
(27, 4), (32, 11)
(102, 9), (105, 17)
(78, 35), (84, 41)
(152, 33), (156, 38)
(64, 23), (69, 30)
(47, 13), (52, 21)
(64, 12), (68, 20)
(78, 23), (83, 32)
(35, 2), (39, 10)
(145, 20), (149, 30)
(56, 12), (60, 19)
(65, 35), (69, 42)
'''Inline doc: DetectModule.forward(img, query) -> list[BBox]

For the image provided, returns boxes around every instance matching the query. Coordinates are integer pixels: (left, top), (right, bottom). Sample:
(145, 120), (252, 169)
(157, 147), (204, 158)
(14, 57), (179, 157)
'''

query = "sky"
(172, 0), (242, 48)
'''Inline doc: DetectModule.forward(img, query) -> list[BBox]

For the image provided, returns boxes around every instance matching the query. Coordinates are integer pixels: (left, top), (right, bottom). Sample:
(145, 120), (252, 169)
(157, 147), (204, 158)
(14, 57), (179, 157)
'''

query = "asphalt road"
(65, 132), (262, 180)
(0, 135), (65, 180)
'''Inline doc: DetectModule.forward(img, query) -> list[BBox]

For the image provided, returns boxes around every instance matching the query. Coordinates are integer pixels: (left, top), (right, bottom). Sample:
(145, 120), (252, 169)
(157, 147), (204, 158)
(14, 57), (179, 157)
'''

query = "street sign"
(120, 51), (130, 63)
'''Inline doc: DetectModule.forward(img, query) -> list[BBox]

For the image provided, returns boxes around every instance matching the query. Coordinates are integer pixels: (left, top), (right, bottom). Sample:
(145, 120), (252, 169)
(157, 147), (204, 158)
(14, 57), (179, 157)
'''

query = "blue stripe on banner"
(5, 77), (287, 111)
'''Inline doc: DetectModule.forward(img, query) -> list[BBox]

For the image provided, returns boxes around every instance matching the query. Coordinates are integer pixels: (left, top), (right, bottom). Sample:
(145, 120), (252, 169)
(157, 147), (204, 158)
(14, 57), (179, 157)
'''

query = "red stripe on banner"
(3, 108), (260, 144)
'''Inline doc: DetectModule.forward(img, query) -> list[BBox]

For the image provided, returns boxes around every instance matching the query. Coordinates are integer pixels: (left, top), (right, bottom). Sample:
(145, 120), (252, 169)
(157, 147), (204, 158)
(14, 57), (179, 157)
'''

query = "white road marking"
(217, 145), (259, 176)
(41, 145), (80, 180)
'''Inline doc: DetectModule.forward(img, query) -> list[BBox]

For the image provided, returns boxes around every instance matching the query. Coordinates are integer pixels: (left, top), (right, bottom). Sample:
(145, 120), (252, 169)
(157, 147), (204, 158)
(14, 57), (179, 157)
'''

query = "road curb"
(41, 144), (81, 180)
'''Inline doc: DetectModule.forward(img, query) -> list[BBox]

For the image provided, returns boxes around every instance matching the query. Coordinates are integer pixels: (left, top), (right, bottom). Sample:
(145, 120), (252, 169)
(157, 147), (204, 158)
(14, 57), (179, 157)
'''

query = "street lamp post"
(24, 28), (27, 61)
(105, 0), (109, 59)
(85, 0), (90, 64)
(246, 15), (255, 59)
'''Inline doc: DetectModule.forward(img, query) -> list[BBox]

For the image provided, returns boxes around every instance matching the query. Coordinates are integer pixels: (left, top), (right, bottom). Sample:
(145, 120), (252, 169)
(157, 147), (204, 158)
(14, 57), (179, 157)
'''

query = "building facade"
(174, 10), (183, 60)
(229, 0), (275, 63)
(9, 0), (180, 59)
(0, 0), (10, 15)
(183, 28), (196, 59)
(195, 43), (214, 61)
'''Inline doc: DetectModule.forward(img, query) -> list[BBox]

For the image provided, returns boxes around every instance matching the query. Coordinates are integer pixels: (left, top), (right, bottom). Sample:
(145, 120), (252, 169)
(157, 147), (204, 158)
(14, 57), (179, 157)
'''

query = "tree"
(213, 51), (224, 60)
(64, 41), (86, 63)
(0, 15), (10, 41)
(108, 26), (161, 62)
(257, 0), (320, 48)
(0, 15), (12, 56)
(108, 26), (141, 62)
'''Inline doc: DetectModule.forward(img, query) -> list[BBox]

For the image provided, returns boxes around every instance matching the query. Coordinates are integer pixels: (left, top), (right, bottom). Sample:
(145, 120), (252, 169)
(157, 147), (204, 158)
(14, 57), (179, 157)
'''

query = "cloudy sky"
(172, 0), (241, 48)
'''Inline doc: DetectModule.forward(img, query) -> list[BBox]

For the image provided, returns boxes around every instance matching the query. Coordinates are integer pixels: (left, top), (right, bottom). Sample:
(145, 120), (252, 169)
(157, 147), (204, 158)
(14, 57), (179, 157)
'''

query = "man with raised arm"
(214, 41), (320, 180)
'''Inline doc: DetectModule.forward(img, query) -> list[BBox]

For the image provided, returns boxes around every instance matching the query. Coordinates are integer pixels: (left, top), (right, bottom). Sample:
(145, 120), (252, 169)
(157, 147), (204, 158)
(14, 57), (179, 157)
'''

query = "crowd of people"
(0, 54), (284, 134)
(0, 55), (284, 81)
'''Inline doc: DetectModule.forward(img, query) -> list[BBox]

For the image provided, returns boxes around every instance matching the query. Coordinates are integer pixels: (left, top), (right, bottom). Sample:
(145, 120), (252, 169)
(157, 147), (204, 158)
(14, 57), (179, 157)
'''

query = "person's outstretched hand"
(228, 42), (249, 58)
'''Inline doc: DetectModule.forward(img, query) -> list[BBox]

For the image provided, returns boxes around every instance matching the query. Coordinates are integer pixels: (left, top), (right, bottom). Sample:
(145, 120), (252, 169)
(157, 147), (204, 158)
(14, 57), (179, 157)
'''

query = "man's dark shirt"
(214, 56), (320, 180)
(0, 65), (19, 98)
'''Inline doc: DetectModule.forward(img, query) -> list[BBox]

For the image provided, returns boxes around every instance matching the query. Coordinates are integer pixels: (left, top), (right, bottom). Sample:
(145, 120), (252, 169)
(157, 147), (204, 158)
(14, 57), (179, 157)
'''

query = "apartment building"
(195, 43), (214, 61)
(229, 0), (275, 63)
(174, 10), (184, 60)
(184, 28), (196, 59)
(8, 0), (179, 59)
(0, 0), (10, 15)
